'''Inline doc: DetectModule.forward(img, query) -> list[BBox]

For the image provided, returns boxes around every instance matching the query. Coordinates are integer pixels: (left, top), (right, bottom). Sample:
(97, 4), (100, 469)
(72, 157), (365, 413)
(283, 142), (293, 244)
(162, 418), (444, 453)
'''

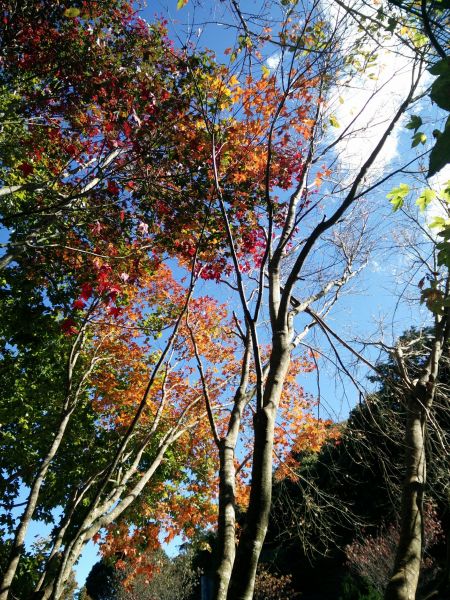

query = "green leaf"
(429, 216), (447, 229)
(441, 181), (450, 203)
(416, 188), (436, 211)
(411, 131), (426, 147)
(329, 115), (340, 128)
(428, 117), (450, 178)
(261, 65), (270, 78)
(429, 59), (450, 111)
(412, 32), (428, 48)
(64, 7), (81, 17)
(405, 115), (422, 132)
(176, 0), (186, 9)
(429, 58), (450, 77)
(387, 183), (410, 211)
(386, 16), (397, 33)
(430, 79), (450, 114)
(437, 243), (450, 267)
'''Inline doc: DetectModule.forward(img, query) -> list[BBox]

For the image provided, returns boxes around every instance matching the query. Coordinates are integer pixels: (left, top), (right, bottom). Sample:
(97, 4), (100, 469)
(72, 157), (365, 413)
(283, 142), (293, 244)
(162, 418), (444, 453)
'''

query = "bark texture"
(226, 338), (290, 600)
(385, 396), (426, 600)
(214, 345), (250, 600)
(215, 442), (238, 600)
(385, 321), (446, 600)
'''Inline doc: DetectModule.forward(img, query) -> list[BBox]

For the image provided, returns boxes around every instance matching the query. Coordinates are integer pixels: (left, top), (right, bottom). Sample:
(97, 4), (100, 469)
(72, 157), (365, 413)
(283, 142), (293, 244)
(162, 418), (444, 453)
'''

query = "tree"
(387, 0), (450, 176)
(346, 503), (444, 597)
(175, 1), (425, 597)
(258, 324), (449, 598)
(85, 560), (118, 600)
(0, 1), (221, 597)
(115, 549), (199, 600)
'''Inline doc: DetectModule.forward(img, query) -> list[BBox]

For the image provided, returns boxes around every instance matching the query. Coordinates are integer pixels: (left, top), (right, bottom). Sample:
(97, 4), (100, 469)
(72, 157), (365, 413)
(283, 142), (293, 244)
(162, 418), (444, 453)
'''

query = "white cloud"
(429, 163), (450, 190)
(266, 53), (281, 70)
(323, 1), (424, 179)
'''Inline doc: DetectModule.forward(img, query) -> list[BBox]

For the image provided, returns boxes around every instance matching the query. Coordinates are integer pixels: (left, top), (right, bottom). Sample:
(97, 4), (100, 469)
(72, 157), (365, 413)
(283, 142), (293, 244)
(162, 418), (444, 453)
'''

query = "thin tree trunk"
(0, 327), (92, 600)
(385, 396), (426, 600)
(226, 338), (290, 600)
(0, 407), (75, 600)
(214, 344), (251, 600)
(385, 318), (446, 600)
(34, 477), (97, 595)
(46, 426), (189, 600)
(215, 441), (238, 600)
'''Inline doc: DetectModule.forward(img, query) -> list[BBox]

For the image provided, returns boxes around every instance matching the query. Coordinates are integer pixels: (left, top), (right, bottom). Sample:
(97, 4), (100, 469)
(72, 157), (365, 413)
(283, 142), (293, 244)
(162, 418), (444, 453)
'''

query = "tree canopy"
(0, 1), (449, 600)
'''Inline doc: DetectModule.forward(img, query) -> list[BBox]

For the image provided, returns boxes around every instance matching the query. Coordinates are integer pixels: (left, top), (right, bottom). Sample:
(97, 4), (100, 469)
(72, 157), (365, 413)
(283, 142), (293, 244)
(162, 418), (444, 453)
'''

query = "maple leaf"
(90, 221), (103, 235)
(107, 181), (120, 195)
(122, 121), (132, 138)
(61, 318), (78, 335)
(73, 298), (86, 310)
(18, 162), (34, 176)
(80, 283), (93, 300)
(66, 143), (78, 156)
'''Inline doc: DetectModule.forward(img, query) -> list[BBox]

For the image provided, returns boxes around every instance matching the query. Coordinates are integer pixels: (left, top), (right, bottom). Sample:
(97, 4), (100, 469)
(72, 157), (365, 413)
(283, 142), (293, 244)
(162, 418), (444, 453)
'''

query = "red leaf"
(18, 162), (34, 176)
(107, 181), (120, 195)
(90, 221), (103, 235)
(73, 298), (86, 310)
(66, 143), (78, 156)
(80, 283), (93, 300)
(61, 318), (78, 335)
(122, 121), (132, 138)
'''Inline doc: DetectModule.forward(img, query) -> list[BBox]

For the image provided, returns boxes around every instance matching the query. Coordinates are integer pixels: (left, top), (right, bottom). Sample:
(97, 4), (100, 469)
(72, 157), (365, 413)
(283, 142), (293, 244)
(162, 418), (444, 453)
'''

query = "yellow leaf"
(64, 7), (80, 17)
(329, 115), (340, 128)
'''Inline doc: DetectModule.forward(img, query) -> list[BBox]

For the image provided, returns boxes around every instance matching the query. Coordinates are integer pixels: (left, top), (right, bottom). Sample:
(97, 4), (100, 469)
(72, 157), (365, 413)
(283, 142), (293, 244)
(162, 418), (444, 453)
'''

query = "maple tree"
(0, 4), (336, 598)
(0, 1), (216, 596)
(174, 1), (426, 597)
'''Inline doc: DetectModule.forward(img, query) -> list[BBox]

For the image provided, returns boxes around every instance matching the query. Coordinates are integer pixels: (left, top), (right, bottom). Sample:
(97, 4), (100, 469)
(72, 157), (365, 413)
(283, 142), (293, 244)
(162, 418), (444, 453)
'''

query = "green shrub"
(338, 573), (382, 600)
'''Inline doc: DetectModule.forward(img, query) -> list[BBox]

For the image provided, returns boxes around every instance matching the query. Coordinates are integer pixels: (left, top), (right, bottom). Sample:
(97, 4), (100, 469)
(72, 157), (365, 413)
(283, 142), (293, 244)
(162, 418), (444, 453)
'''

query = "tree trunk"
(437, 489), (450, 597)
(45, 435), (179, 600)
(0, 408), (75, 600)
(385, 314), (445, 600)
(226, 339), (290, 600)
(213, 342), (250, 600)
(385, 396), (426, 600)
(214, 441), (237, 600)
